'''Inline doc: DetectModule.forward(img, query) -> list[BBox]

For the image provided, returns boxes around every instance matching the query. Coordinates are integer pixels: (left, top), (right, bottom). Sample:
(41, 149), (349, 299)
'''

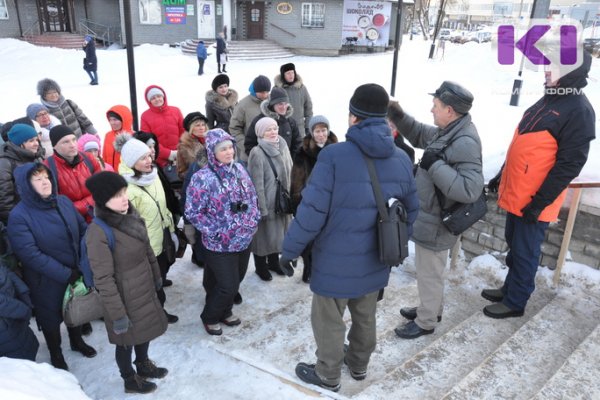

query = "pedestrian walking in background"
(216, 32), (228, 73)
(85, 171), (168, 394)
(82, 35), (98, 85)
(196, 40), (207, 75)
(280, 84), (418, 392)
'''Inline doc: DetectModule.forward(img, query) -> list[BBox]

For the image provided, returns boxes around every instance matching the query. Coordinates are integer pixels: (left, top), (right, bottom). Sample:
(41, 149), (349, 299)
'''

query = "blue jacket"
(0, 263), (39, 361)
(7, 163), (87, 330)
(282, 118), (419, 298)
(196, 41), (208, 59)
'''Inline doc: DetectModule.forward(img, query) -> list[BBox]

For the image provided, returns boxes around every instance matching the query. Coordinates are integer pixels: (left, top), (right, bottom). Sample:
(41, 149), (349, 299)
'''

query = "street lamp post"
(391, 0), (404, 96)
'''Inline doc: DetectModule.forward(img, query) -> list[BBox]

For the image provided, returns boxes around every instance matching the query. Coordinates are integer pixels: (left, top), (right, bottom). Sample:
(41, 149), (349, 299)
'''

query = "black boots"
(43, 327), (69, 370)
(68, 326), (97, 358)
(124, 374), (157, 394)
(301, 247), (312, 283)
(135, 359), (168, 379)
(254, 255), (272, 281)
(267, 253), (285, 275)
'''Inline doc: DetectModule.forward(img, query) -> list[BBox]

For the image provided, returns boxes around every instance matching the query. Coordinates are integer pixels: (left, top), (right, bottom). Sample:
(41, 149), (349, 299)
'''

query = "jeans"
(502, 213), (549, 310)
(85, 70), (98, 84)
(197, 57), (205, 75)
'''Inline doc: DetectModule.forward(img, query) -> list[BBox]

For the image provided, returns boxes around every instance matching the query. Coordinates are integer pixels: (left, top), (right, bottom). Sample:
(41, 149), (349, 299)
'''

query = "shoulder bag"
(363, 155), (409, 266)
(140, 186), (177, 265)
(62, 277), (103, 327)
(260, 148), (292, 215)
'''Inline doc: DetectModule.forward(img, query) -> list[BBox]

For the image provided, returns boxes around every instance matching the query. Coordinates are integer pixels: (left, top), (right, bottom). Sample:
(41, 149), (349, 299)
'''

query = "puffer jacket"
(185, 129), (260, 253)
(497, 53), (596, 222)
(281, 118), (419, 298)
(44, 152), (101, 223)
(140, 85), (185, 167)
(0, 263), (39, 361)
(103, 105), (134, 171)
(86, 205), (167, 346)
(274, 74), (313, 136)
(290, 132), (338, 213)
(176, 130), (207, 178)
(0, 142), (44, 224)
(229, 94), (263, 162)
(8, 163), (87, 330)
(205, 89), (238, 132)
(397, 113), (484, 251)
(244, 100), (302, 157)
(41, 95), (96, 137)
(120, 164), (174, 257)
(248, 138), (293, 256)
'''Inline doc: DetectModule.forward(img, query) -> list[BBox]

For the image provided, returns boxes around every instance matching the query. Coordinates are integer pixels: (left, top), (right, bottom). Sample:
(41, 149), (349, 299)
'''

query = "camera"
(230, 201), (248, 213)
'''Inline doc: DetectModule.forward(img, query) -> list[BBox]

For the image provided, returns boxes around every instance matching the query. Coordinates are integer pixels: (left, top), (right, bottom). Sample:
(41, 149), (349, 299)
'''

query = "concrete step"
(440, 289), (600, 399)
(532, 320), (600, 399)
(181, 39), (294, 60)
(22, 33), (86, 49)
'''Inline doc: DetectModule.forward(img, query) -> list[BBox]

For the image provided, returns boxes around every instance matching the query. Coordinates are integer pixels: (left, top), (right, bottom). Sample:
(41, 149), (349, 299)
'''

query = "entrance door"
(39, 0), (72, 32)
(197, 0), (216, 39)
(246, 2), (264, 39)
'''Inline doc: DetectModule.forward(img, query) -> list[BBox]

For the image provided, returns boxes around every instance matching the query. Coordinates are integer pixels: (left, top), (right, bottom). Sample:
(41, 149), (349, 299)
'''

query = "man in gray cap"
(391, 81), (484, 339)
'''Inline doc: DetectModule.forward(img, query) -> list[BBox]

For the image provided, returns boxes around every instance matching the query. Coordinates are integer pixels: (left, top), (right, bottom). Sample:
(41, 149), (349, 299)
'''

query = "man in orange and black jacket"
(482, 51), (596, 319)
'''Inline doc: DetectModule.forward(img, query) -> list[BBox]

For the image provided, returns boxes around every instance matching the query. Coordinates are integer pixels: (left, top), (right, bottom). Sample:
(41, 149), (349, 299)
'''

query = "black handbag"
(161, 162), (183, 190)
(438, 189), (488, 235)
(363, 155), (409, 267)
(260, 148), (292, 215)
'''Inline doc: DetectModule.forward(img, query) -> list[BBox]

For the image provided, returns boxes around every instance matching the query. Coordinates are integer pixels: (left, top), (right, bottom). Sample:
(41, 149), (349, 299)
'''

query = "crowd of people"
(0, 52), (595, 395)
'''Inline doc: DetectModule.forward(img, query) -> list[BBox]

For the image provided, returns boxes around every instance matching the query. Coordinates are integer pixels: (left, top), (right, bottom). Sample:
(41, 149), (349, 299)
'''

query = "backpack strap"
(92, 217), (115, 251)
(46, 156), (60, 192)
(79, 152), (96, 175)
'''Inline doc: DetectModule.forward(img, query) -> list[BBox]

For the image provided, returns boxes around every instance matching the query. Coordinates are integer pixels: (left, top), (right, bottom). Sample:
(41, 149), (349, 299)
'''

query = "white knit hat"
(121, 138), (150, 168)
(146, 87), (164, 102)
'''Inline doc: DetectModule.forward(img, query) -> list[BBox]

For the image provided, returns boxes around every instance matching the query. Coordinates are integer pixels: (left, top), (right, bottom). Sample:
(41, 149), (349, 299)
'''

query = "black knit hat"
(280, 63), (296, 76)
(268, 87), (289, 107)
(252, 75), (271, 93)
(212, 74), (230, 91)
(429, 81), (474, 114)
(85, 171), (128, 208)
(349, 83), (389, 119)
(183, 111), (208, 132)
(49, 125), (76, 147)
(106, 111), (122, 122)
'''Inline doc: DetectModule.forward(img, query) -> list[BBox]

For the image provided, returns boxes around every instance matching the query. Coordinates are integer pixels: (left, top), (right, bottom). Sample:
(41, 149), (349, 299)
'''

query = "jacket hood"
(346, 118), (395, 159)
(144, 84), (169, 111)
(259, 99), (294, 120)
(14, 162), (57, 208)
(554, 51), (592, 90)
(205, 129), (236, 168)
(106, 105), (134, 132)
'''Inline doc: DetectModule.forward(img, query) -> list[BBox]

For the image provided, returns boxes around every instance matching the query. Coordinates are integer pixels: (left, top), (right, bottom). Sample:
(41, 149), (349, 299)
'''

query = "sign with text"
(341, 0), (391, 47)
(166, 6), (186, 24)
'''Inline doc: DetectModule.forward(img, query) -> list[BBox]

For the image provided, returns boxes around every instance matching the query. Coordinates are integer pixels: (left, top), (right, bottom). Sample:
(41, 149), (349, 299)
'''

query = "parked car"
(450, 31), (470, 44)
(584, 38), (600, 58)
(439, 28), (452, 41)
(468, 31), (492, 43)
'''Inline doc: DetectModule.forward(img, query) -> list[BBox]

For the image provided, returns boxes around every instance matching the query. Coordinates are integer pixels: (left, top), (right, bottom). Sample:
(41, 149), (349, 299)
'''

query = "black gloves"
(521, 202), (543, 224)
(419, 151), (442, 171)
(68, 269), (81, 284)
(279, 258), (295, 277)
(487, 170), (502, 193)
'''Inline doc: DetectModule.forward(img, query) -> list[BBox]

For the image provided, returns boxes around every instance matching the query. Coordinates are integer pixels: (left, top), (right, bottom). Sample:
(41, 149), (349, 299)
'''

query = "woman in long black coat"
(83, 35), (98, 85)
(8, 162), (96, 370)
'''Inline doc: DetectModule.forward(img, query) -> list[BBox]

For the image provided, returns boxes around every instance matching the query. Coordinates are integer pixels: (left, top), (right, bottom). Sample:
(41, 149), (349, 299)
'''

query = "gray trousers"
(311, 291), (379, 385)
(415, 243), (450, 330)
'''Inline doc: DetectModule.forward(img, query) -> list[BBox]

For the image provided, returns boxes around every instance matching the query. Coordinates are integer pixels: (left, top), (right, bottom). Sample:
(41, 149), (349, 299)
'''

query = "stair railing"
(79, 19), (122, 47)
(269, 23), (296, 38)
(21, 20), (41, 37)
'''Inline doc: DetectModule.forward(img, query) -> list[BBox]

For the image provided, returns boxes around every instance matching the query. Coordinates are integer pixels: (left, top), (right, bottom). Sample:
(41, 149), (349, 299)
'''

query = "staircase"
(181, 39), (295, 60)
(202, 259), (600, 399)
(21, 32), (86, 49)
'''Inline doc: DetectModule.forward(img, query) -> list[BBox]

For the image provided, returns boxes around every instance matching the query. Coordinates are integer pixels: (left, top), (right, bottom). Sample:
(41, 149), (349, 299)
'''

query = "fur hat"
(280, 63), (296, 76)
(37, 78), (61, 97)
(212, 74), (230, 91)
(268, 87), (289, 107)
(255, 117), (278, 138)
(120, 138), (150, 168)
(85, 171), (128, 208)
(308, 115), (330, 133)
(251, 75), (271, 93)
(26, 104), (48, 120)
(183, 112), (208, 132)
(429, 81), (474, 114)
(146, 87), (164, 102)
(49, 125), (75, 147)
(349, 83), (389, 119)
(8, 124), (38, 146)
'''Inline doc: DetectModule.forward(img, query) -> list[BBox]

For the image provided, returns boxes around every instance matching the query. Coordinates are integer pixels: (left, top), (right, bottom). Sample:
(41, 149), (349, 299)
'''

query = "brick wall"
(461, 192), (600, 270)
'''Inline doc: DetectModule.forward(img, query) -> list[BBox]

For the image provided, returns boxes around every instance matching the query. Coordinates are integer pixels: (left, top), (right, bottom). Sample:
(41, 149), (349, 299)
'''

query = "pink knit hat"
(77, 133), (102, 153)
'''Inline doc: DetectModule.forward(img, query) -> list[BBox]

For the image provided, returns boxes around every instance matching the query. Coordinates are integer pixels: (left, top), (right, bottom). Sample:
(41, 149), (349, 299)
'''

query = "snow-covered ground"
(0, 37), (599, 399)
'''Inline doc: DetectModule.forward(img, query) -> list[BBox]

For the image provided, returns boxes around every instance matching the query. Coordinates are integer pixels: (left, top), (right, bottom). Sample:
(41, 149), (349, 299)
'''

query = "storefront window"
(0, 0), (9, 20)
(301, 3), (325, 28)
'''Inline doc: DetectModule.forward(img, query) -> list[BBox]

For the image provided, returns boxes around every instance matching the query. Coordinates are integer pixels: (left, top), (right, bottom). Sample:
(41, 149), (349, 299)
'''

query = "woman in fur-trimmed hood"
(205, 74), (238, 133)
(37, 78), (96, 137)
(274, 63), (313, 136)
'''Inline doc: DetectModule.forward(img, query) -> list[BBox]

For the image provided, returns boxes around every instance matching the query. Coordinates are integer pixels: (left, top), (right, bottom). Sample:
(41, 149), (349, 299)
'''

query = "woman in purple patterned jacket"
(185, 129), (260, 336)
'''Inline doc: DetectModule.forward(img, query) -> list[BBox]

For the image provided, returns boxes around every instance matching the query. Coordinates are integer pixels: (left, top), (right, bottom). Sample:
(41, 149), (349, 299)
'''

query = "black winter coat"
(244, 100), (302, 157)
(83, 40), (97, 71)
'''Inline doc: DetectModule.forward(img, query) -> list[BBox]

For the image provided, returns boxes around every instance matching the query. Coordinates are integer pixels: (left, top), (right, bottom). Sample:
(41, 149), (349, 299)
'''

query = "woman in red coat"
(140, 85), (184, 168)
